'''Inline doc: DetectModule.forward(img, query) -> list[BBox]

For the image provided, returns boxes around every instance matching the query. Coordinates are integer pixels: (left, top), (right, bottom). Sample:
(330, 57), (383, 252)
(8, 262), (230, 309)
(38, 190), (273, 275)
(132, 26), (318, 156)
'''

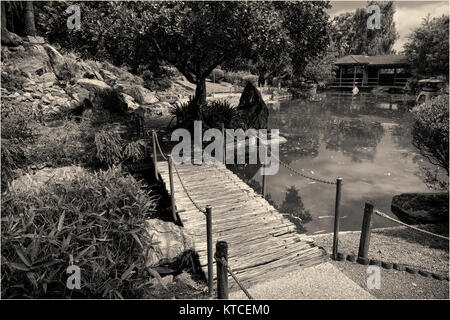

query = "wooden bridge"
(157, 161), (327, 292)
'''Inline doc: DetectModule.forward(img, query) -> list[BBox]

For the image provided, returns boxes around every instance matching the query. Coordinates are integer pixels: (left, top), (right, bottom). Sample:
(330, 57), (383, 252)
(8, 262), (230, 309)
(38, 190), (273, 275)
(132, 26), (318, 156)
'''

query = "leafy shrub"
(1, 104), (34, 186)
(94, 88), (128, 114)
(170, 97), (239, 131)
(1, 165), (159, 298)
(412, 95), (449, 175)
(223, 71), (258, 87)
(1, 68), (28, 91)
(54, 58), (80, 81)
(141, 69), (172, 92)
(207, 68), (225, 82)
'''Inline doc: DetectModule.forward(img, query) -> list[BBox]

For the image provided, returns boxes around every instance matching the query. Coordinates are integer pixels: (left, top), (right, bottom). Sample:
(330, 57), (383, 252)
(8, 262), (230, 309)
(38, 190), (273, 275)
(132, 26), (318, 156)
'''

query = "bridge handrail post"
(216, 241), (229, 299)
(358, 201), (374, 259)
(261, 169), (266, 198)
(206, 205), (214, 296)
(167, 155), (177, 222)
(332, 177), (343, 260)
(221, 123), (225, 164)
(152, 130), (158, 181)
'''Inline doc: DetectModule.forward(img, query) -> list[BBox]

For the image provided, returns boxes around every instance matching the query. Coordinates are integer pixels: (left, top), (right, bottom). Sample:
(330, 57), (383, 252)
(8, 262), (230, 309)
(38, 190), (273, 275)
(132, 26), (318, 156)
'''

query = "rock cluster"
(1, 35), (189, 121)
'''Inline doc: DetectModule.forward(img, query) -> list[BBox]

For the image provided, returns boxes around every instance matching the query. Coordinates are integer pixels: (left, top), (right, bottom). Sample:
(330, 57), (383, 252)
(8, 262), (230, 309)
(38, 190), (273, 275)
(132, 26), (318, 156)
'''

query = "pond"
(232, 91), (439, 235)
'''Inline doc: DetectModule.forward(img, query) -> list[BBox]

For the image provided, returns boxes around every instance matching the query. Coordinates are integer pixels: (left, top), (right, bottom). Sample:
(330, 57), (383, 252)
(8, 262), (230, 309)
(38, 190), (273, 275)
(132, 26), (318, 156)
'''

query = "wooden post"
(393, 68), (397, 86)
(358, 202), (374, 259)
(221, 123), (225, 164)
(377, 69), (380, 86)
(206, 206), (213, 296)
(339, 66), (343, 87)
(332, 178), (343, 260)
(152, 130), (158, 181)
(261, 169), (266, 198)
(167, 155), (177, 222)
(353, 65), (356, 86)
(216, 241), (228, 299)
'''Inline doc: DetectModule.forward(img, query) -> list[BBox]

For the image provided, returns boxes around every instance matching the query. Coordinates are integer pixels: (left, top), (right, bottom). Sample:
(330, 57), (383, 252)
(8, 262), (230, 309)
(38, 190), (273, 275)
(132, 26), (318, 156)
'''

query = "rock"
(143, 218), (194, 269)
(391, 193), (449, 224)
(26, 36), (45, 44)
(121, 93), (140, 111)
(43, 44), (65, 67)
(127, 85), (159, 104)
(236, 82), (269, 129)
(1, 29), (23, 47)
(9, 166), (88, 194)
(175, 272), (200, 289)
(99, 69), (117, 85)
(77, 78), (111, 92)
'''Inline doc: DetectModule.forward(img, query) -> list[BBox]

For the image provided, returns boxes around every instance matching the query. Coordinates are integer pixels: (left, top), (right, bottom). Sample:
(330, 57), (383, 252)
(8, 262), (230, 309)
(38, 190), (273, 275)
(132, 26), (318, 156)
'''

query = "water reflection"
(230, 92), (436, 234)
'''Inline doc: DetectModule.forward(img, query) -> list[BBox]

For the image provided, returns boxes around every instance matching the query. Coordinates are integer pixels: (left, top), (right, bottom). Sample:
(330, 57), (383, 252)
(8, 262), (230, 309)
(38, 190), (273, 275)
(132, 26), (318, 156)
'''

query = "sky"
(327, 0), (449, 52)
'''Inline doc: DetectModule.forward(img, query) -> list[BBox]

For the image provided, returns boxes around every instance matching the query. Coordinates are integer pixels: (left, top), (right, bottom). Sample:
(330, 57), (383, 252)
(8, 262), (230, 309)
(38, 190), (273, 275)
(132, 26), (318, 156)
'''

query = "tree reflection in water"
(324, 119), (385, 162)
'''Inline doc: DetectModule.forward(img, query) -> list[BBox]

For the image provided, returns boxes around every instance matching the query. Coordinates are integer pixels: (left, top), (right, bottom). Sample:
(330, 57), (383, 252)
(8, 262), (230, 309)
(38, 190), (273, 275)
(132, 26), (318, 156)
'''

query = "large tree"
(331, 1), (398, 56)
(403, 14), (449, 79)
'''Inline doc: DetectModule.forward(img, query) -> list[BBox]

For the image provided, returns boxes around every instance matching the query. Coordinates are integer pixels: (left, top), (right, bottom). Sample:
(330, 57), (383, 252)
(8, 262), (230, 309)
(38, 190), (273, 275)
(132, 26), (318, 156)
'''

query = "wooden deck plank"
(156, 161), (327, 292)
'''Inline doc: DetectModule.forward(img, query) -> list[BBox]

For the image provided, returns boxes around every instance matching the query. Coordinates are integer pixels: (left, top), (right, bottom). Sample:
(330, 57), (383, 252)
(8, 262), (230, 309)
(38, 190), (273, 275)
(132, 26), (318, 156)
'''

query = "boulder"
(391, 193), (449, 224)
(26, 36), (45, 45)
(128, 85), (159, 104)
(43, 44), (65, 68)
(121, 93), (140, 111)
(9, 166), (88, 194)
(1, 29), (23, 47)
(143, 219), (194, 269)
(99, 69), (117, 85)
(77, 78), (111, 92)
(236, 82), (269, 129)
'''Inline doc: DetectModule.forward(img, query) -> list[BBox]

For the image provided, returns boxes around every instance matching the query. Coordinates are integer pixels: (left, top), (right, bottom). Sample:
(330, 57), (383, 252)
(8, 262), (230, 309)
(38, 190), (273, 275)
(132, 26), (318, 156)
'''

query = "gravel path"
(312, 226), (449, 275)
(332, 260), (449, 299)
(229, 262), (375, 300)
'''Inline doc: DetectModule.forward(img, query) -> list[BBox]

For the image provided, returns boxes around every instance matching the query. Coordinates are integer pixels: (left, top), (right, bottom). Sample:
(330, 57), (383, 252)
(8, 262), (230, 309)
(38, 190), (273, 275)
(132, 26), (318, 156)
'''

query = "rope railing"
(171, 161), (207, 215)
(374, 209), (449, 241)
(215, 254), (254, 300)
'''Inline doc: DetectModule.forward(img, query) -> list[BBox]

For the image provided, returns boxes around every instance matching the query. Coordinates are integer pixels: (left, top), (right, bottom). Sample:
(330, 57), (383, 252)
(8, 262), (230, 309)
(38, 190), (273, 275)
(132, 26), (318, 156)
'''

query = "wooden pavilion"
(329, 55), (411, 89)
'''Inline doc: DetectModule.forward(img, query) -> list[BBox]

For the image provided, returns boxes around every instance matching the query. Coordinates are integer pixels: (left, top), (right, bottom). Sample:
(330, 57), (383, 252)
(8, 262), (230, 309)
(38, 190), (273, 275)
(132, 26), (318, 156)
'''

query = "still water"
(238, 91), (436, 234)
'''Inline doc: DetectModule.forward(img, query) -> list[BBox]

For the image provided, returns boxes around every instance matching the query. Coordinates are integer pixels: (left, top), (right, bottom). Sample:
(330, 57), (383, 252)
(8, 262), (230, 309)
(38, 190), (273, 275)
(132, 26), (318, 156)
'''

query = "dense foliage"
(330, 1), (398, 56)
(412, 95), (449, 176)
(2, 166), (159, 298)
(34, 1), (331, 103)
(403, 15), (449, 79)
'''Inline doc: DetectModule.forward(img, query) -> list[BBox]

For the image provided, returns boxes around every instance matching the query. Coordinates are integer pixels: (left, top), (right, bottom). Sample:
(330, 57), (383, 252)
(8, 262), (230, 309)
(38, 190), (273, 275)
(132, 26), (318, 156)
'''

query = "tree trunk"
(195, 77), (207, 106)
(24, 1), (36, 36)
(1, 2), (7, 30)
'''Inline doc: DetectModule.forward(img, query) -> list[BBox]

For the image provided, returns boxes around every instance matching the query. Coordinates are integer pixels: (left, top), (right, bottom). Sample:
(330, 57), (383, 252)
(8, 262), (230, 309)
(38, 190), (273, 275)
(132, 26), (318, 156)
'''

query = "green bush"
(1, 166), (159, 299)
(94, 88), (128, 115)
(141, 69), (172, 92)
(412, 95), (449, 175)
(207, 68), (225, 82)
(223, 71), (258, 87)
(170, 97), (239, 131)
(1, 103), (34, 186)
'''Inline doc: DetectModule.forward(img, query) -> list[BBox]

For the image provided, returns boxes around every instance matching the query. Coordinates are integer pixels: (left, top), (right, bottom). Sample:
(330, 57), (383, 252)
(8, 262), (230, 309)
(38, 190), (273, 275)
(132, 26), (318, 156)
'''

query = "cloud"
(393, 1), (448, 52)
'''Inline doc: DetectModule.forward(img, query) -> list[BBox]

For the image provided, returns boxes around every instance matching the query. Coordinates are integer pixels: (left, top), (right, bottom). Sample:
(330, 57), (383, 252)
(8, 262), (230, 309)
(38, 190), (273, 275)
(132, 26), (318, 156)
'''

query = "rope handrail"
(252, 131), (336, 185)
(153, 131), (168, 161)
(215, 255), (254, 300)
(374, 209), (449, 241)
(153, 131), (206, 215)
(171, 161), (207, 214)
